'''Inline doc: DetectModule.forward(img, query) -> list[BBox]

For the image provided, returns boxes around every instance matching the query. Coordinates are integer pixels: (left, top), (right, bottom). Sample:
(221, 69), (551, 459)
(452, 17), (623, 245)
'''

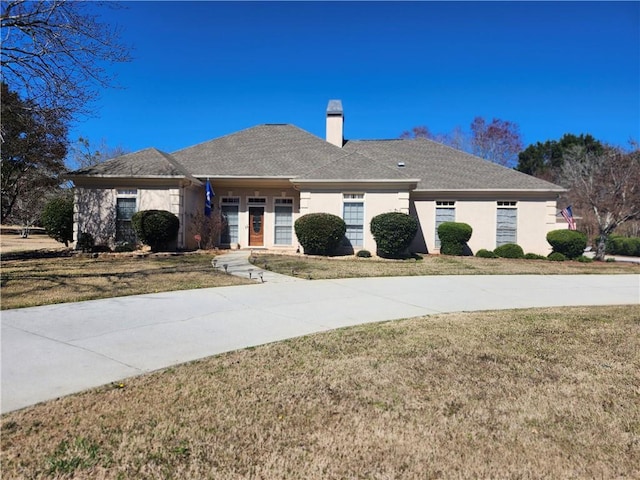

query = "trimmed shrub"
(131, 210), (180, 252)
(576, 255), (593, 263)
(370, 212), (418, 258)
(606, 235), (640, 256)
(114, 242), (137, 253)
(294, 213), (346, 255)
(546, 229), (587, 259)
(356, 249), (372, 258)
(41, 194), (74, 247)
(76, 232), (95, 253)
(548, 252), (566, 262)
(494, 243), (524, 259)
(476, 249), (498, 258)
(437, 222), (473, 256)
(524, 253), (546, 260)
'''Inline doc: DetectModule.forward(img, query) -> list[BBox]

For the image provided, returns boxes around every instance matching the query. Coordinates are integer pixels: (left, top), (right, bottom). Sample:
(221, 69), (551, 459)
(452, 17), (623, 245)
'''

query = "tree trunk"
(594, 234), (607, 261)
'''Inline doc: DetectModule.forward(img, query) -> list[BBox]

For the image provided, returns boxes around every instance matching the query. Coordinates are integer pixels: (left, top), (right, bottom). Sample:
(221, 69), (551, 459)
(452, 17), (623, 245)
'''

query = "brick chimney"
(326, 99), (344, 147)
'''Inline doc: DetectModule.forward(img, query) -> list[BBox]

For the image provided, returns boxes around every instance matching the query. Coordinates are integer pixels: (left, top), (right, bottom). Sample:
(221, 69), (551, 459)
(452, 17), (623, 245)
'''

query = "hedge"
(437, 222), (473, 256)
(476, 249), (498, 258)
(131, 210), (180, 252)
(294, 213), (346, 255)
(548, 252), (566, 262)
(494, 243), (524, 259)
(370, 212), (418, 258)
(546, 229), (587, 259)
(606, 235), (640, 256)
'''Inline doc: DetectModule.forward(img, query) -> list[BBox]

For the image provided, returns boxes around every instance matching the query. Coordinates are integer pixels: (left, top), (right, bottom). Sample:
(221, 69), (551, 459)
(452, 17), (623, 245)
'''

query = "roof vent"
(397, 162), (405, 167)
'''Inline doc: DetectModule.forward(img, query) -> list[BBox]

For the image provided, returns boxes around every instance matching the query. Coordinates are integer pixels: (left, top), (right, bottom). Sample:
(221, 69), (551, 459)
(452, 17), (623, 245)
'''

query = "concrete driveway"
(2, 273), (638, 414)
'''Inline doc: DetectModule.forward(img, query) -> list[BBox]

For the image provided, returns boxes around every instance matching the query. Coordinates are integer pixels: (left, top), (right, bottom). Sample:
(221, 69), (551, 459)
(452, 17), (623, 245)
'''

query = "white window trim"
(115, 190), (138, 244)
(116, 188), (138, 198)
(435, 201), (456, 249)
(343, 193), (365, 248)
(220, 197), (240, 245)
(496, 202), (518, 247)
(274, 197), (294, 245)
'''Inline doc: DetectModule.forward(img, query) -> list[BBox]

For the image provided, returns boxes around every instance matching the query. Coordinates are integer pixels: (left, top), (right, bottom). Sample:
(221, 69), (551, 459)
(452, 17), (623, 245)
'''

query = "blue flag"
(205, 179), (214, 217)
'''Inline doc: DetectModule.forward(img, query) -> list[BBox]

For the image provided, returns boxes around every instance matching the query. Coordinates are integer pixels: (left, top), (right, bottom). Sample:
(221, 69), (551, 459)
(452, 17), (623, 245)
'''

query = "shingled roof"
(342, 139), (564, 191)
(172, 124), (366, 178)
(69, 124), (563, 192)
(70, 148), (193, 179)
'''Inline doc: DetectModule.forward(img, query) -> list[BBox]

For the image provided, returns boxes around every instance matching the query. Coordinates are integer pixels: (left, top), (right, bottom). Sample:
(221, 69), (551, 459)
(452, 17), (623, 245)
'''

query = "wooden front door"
(249, 207), (264, 246)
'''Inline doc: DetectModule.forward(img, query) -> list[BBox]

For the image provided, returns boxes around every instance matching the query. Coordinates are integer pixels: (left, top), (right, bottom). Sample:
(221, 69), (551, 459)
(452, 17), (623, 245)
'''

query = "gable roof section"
(172, 124), (359, 178)
(68, 124), (564, 193)
(69, 148), (194, 179)
(343, 139), (565, 191)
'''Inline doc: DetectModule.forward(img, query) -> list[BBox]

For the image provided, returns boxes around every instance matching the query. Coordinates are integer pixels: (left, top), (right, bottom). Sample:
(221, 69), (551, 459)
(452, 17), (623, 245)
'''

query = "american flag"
(560, 206), (577, 230)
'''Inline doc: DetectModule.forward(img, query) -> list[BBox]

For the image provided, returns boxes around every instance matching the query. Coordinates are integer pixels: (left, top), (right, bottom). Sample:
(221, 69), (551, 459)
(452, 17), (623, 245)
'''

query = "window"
(496, 202), (517, 246)
(116, 190), (137, 243)
(343, 194), (364, 247)
(435, 201), (456, 249)
(274, 198), (293, 245)
(221, 198), (239, 244)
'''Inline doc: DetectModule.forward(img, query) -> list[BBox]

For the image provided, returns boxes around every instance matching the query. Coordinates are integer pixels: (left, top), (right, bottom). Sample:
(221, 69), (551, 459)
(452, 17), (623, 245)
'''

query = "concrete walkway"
(2, 251), (638, 414)
(211, 250), (305, 283)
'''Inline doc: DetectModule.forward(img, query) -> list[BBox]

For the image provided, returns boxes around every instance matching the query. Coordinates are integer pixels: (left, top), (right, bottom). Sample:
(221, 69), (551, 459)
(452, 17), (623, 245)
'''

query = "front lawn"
(250, 252), (639, 279)
(2, 305), (638, 478)
(0, 252), (252, 310)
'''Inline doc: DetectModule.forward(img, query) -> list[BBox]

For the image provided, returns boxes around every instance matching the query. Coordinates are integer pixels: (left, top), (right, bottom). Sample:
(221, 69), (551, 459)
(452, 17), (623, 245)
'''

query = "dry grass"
(2, 305), (638, 479)
(0, 252), (252, 310)
(251, 252), (639, 279)
(2, 248), (637, 310)
(0, 230), (66, 253)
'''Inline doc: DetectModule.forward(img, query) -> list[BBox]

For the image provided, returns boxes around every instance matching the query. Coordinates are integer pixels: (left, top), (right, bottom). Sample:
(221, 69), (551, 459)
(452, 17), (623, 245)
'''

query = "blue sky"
(71, 1), (639, 161)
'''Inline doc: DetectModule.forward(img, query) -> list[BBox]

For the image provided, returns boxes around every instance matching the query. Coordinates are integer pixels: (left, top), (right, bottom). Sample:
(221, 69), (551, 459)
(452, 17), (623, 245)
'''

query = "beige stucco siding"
(301, 188), (410, 251)
(181, 186), (204, 250)
(411, 196), (558, 255)
(455, 201), (500, 254)
(516, 200), (559, 254)
(74, 188), (117, 246)
(74, 185), (193, 249)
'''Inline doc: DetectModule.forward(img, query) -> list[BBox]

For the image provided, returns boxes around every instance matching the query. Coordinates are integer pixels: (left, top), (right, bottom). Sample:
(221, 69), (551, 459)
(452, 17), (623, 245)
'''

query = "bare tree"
(400, 125), (469, 151)
(561, 146), (640, 260)
(401, 118), (521, 166)
(70, 136), (129, 169)
(1, 0), (131, 123)
(400, 126), (431, 140)
(470, 117), (523, 167)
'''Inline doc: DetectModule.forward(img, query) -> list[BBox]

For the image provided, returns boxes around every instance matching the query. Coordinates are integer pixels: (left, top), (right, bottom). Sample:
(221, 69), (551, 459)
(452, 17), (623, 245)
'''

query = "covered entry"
(248, 197), (266, 246)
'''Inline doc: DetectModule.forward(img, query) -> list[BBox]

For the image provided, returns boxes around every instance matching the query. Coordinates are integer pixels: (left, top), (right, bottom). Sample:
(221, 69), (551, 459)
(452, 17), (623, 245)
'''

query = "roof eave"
(292, 178), (421, 184)
(67, 174), (190, 180)
(193, 175), (294, 180)
(413, 188), (567, 193)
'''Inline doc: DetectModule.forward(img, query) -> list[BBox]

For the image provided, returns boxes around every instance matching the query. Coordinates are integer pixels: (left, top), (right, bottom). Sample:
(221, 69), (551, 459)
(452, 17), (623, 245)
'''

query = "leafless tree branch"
(1, 0), (131, 123)
(560, 145), (640, 260)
